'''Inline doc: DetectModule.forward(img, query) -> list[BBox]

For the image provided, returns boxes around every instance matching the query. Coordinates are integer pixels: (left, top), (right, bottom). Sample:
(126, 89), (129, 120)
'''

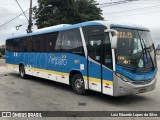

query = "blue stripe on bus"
(6, 52), (113, 81)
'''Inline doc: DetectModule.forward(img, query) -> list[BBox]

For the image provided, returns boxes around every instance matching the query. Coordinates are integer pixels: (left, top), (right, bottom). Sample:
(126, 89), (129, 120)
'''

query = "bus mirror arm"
(104, 29), (118, 49)
(111, 35), (118, 49)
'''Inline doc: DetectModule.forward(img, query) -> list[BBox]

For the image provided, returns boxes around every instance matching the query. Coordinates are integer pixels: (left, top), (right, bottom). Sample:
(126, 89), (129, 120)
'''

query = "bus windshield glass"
(114, 28), (156, 70)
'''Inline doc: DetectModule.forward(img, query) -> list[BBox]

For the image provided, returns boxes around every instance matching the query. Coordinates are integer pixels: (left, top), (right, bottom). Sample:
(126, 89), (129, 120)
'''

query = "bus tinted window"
(6, 40), (13, 51)
(82, 25), (107, 45)
(13, 39), (22, 52)
(103, 34), (112, 69)
(46, 32), (58, 52)
(88, 35), (103, 62)
(55, 32), (62, 51)
(33, 35), (46, 52)
(61, 29), (83, 53)
(23, 37), (33, 52)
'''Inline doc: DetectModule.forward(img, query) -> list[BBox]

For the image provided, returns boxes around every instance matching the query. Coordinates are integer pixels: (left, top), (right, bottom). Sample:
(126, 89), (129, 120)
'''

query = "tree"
(34, 0), (103, 28)
(0, 48), (5, 55)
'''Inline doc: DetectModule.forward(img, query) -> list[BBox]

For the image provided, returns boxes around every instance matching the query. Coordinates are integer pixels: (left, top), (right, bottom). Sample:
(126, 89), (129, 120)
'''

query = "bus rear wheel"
(19, 65), (26, 79)
(72, 74), (85, 95)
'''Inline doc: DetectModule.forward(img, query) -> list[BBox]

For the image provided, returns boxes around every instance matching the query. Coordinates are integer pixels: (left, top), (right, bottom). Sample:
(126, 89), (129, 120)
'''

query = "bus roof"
(7, 20), (149, 40)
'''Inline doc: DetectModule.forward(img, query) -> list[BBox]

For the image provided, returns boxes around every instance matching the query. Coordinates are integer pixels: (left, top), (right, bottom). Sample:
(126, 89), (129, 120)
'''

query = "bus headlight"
(116, 73), (131, 82)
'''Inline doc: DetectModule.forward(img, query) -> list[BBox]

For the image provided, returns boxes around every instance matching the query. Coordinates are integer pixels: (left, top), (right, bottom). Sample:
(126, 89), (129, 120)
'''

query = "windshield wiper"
(133, 31), (145, 72)
(141, 39), (155, 69)
(133, 31), (154, 72)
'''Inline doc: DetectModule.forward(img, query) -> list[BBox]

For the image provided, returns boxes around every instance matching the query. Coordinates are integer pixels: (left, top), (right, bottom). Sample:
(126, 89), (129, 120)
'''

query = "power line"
(0, 0), (46, 34)
(0, 0), (45, 30)
(99, 0), (139, 5)
(139, 0), (159, 2)
(99, 0), (160, 8)
(104, 4), (160, 15)
(121, 2), (160, 4)
(0, 21), (33, 32)
(99, 0), (160, 5)
(106, 10), (160, 17)
(99, 0), (140, 7)
(0, 9), (29, 28)
(101, 0), (160, 17)
(15, 0), (29, 21)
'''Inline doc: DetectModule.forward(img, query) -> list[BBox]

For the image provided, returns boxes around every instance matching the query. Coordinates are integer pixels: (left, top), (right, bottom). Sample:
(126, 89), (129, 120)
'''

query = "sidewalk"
(0, 59), (5, 66)
(0, 66), (9, 75)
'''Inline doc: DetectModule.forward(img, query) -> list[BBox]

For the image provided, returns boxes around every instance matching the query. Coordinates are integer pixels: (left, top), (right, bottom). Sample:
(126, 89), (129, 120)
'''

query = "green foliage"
(0, 48), (5, 55)
(35, 0), (103, 28)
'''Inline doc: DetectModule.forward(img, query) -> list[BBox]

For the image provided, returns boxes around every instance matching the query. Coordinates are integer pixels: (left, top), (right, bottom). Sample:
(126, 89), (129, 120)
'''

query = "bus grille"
(131, 79), (153, 85)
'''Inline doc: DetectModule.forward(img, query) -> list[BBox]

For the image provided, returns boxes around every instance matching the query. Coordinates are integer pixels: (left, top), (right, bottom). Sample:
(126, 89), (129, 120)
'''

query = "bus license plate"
(139, 88), (146, 93)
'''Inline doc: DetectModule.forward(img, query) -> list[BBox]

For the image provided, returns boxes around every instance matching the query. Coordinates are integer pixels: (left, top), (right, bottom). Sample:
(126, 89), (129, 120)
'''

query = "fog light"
(120, 87), (126, 93)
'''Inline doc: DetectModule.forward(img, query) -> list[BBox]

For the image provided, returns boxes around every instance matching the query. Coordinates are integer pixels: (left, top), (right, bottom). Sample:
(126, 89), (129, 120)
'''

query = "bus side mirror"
(111, 35), (117, 49)
(104, 29), (118, 49)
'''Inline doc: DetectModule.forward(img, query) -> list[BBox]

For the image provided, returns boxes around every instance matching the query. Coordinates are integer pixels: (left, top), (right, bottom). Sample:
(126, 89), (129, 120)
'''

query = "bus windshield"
(114, 28), (156, 70)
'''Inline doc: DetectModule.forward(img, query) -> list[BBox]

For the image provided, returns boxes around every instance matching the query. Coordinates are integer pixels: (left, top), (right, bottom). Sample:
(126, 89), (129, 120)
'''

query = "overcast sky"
(0, 0), (160, 46)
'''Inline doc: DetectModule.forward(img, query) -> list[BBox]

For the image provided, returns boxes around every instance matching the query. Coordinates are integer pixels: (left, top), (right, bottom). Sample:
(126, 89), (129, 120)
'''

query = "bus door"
(87, 33), (113, 93)
(87, 34), (104, 92)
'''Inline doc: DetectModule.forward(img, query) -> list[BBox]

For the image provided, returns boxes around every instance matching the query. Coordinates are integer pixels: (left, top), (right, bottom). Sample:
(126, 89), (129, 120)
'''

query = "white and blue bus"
(5, 21), (157, 96)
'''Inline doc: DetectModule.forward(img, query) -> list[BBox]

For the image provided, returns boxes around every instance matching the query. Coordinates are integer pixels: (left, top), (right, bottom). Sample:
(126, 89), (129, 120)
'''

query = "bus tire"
(19, 65), (26, 79)
(72, 74), (85, 95)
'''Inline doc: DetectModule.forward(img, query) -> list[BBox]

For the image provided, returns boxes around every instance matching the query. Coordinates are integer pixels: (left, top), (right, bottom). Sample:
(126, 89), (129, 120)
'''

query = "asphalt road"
(0, 58), (160, 120)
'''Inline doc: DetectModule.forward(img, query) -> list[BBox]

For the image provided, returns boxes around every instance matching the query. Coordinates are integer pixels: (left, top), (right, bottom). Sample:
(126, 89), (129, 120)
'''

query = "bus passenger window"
(88, 35), (102, 62)
(46, 32), (58, 52)
(33, 35), (46, 52)
(6, 40), (13, 52)
(61, 29), (83, 54)
(103, 33), (112, 69)
(55, 32), (62, 51)
(23, 37), (33, 52)
(13, 39), (23, 52)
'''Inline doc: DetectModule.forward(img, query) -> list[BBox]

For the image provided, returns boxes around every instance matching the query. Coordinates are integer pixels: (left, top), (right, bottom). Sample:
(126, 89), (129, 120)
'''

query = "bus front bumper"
(113, 74), (157, 96)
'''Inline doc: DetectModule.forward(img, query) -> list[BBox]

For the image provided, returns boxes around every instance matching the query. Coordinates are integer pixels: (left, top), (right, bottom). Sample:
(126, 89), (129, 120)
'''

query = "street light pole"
(27, 0), (52, 33)
(36, 5), (53, 17)
(27, 0), (33, 33)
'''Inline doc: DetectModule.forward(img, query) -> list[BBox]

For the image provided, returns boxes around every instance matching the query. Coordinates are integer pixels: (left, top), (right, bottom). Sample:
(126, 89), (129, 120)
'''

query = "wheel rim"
(20, 66), (24, 77)
(75, 77), (84, 91)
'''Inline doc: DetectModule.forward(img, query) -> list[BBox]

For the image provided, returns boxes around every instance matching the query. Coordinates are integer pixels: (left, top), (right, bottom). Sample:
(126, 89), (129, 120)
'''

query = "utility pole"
(27, 0), (32, 33)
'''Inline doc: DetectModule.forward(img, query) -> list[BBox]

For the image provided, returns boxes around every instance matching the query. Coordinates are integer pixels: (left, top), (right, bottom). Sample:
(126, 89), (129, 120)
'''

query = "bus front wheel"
(19, 65), (26, 79)
(72, 74), (85, 95)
